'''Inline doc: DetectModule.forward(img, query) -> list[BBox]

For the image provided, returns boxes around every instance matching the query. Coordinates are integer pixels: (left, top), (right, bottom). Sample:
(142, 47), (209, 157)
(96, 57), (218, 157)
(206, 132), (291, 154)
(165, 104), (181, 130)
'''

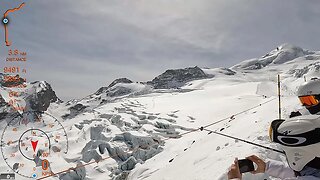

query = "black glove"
(289, 111), (302, 118)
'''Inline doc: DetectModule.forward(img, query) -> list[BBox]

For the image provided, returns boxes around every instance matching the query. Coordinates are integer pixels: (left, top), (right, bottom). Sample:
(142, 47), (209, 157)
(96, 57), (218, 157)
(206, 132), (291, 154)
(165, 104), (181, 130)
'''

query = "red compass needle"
(31, 140), (38, 152)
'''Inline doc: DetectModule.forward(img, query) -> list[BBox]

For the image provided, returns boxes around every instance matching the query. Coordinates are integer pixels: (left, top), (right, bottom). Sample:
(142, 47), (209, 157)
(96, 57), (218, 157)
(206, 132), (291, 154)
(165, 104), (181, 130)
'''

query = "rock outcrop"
(147, 66), (208, 89)
(26, 81), (61, 112)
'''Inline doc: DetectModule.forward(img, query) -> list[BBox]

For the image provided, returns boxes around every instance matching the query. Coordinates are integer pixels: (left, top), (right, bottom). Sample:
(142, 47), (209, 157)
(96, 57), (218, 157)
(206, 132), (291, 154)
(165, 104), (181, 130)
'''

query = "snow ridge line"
(38, 97), (277, 179)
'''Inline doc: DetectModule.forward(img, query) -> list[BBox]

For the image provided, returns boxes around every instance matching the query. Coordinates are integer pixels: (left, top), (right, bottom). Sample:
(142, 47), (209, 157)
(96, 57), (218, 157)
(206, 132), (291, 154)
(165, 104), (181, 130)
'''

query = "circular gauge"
(18, 128), (51, 161)
(1, 111), (68, 179)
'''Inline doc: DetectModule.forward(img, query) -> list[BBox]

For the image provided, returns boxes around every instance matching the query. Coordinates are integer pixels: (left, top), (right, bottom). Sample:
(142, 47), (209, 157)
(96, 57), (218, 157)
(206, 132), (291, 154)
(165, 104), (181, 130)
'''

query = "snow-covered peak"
(0, 80), (60, 116)
(95, 78), (133, 95)
(231, 43), (311, 70)
(30, 81), (51, 92)
(108, 78), (133, 88)
(273, 43), (303, 52)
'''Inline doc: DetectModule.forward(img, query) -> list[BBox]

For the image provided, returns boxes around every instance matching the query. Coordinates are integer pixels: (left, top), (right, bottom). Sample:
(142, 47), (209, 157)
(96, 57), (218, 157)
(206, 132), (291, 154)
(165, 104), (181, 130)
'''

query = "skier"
(227, 115), (320, 179)
(290, 78), (320, 117)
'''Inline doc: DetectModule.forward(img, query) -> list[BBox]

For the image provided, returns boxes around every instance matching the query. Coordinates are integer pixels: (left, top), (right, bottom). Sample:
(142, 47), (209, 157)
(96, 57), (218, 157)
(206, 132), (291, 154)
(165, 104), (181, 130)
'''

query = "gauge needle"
(31, 140), (38, 152)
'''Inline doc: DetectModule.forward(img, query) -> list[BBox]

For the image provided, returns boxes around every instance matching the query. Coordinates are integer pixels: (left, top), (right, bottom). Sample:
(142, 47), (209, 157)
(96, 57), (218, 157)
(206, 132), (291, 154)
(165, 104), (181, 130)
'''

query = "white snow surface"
(1, 44), (320, 180)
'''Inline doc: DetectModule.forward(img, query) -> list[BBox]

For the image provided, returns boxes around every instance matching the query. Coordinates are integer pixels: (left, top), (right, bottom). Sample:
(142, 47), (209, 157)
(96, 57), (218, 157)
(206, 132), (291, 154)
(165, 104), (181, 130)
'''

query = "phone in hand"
(238, 159), (254, 173)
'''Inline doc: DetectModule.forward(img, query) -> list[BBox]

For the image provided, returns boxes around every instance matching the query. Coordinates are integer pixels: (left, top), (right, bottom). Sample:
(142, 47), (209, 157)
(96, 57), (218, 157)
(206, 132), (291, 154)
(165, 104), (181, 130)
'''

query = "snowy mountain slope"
(126, 45), (320, 179)
(127, 79), (283, 180)
(57, 67), (211, 122)
(1, 44), (320, 180)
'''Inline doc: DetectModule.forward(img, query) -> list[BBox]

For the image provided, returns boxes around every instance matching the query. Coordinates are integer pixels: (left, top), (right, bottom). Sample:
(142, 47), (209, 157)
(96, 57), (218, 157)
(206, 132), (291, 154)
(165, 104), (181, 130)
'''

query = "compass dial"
(1, 111), (68, 179)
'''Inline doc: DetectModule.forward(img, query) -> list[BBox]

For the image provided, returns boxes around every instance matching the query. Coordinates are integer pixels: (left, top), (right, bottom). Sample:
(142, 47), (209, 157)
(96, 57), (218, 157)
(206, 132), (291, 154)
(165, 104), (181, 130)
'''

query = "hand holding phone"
(238, 159), (254, 173)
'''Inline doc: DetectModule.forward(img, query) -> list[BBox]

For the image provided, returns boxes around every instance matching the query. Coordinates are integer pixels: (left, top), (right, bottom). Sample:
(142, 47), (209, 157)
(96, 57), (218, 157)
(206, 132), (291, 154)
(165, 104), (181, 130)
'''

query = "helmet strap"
(294, 171), (300, 177)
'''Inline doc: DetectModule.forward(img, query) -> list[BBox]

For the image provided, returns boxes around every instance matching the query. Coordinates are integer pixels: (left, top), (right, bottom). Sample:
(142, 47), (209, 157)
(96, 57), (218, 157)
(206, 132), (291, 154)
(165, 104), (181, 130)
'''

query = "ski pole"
(200, 127), (284, 154)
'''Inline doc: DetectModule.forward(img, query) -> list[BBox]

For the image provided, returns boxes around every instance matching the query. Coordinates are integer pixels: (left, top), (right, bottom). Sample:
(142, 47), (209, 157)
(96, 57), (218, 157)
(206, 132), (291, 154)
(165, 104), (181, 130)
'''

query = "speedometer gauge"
(1, 111), (68, 179)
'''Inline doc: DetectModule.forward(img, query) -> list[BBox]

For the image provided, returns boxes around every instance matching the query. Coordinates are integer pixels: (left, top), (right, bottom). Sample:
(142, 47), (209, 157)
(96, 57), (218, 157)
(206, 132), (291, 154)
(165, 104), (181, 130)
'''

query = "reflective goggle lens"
(299, 95), (319, 106)
(269, 119), (285, 142)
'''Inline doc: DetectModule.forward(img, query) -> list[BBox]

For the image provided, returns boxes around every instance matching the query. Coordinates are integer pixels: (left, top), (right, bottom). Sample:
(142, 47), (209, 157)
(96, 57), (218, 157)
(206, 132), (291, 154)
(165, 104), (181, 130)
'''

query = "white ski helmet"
(297, 78), (320, 97)
(270, 115), (320, 171)
(297, 78), (320, 114)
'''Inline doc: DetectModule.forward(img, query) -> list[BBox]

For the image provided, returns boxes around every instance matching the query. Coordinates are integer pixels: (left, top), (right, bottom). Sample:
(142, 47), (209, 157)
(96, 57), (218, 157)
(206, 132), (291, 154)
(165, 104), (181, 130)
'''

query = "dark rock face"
(62, 103), (88, 119)
(0, 95), (9, 119)
(70, 103), (87, 112)
(96, 78), (133, 95)
(218, 68), (236, 75)
(0, 81), (60, 120)
(27, 81), (61, 112)
(147, 66), (208, 89)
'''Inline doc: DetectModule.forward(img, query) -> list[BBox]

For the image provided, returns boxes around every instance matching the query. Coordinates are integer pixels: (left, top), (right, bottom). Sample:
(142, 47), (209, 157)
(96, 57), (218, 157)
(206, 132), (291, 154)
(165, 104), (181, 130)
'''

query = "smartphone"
(238, 159), (254, 173)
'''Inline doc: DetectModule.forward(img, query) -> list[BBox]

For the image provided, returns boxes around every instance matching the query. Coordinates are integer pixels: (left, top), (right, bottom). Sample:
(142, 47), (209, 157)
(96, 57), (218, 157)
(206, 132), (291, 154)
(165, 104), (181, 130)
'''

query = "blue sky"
(1, 0), (320, 100)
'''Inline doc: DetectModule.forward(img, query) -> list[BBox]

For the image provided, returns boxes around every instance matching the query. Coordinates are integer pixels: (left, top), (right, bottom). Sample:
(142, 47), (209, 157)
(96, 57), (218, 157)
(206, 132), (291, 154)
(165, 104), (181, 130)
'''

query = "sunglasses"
(299, 95), (320, 107)
(269, 119), (320, 147)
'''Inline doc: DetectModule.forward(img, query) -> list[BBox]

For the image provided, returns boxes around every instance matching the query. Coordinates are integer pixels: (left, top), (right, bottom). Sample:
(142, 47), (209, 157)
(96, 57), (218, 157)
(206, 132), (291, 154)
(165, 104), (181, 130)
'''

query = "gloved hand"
(228, 158), (242, 180)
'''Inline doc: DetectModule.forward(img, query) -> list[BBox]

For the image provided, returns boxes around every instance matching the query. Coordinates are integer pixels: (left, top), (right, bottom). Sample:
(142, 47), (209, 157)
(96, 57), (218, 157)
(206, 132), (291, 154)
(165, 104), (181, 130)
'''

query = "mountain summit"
(232, 43), (311, 70)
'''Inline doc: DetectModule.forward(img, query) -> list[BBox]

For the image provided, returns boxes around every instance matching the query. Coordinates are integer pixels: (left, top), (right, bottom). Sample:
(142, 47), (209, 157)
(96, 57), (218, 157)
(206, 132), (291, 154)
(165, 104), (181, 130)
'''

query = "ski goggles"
(299, 95), (320, 107)
(269, 119), (320, 147)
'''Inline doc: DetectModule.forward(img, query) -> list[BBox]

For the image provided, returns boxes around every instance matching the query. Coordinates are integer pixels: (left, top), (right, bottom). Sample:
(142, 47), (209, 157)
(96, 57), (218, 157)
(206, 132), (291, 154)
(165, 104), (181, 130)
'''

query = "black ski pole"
(200, 127), (284, 154)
